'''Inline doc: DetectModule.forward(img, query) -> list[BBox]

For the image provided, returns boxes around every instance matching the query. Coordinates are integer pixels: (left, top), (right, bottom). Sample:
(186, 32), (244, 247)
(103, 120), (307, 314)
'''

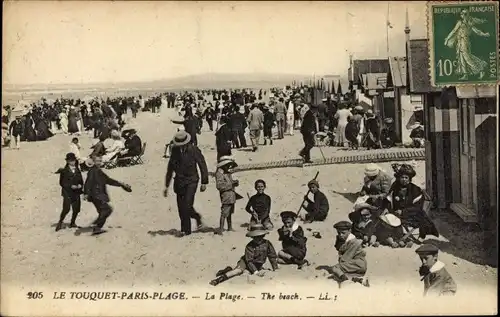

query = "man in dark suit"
(8, 115), (24, 149)
(119, 129), (142, 158)
(299, 104), (319, 163)
(164, 131), (209, 236)
(55, 153), (84, 231)
(84, 155), (132, 235)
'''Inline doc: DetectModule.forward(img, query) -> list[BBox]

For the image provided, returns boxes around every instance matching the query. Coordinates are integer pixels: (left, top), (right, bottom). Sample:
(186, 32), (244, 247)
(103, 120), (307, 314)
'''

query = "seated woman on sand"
(384, 163), (439, 242)
(102, 130), (125, 163)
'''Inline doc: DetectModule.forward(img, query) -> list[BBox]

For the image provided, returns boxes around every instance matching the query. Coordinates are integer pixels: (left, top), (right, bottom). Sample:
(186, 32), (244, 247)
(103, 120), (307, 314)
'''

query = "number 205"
(437, 59), (457, 76)
(27, 292), (44, 299)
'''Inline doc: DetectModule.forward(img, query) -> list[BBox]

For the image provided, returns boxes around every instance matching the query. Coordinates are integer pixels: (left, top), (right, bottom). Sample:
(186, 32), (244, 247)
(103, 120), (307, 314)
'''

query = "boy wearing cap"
(331, 221), (369, 287)
(302, 180), (329, 223)
(209, 224), (279, 286)
(55, 153), (84, 231)
(350, 208), (379, 247)
(215, 156), (239, 235)
(415, 244), (457, 296)
(277, 211), (309, 269)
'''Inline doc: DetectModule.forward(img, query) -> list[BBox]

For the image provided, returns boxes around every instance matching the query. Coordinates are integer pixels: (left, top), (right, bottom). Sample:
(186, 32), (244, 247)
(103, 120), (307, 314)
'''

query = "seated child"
(331, 221), (370, 287)
(302, 180), (329, 223)
(214, 156), (239, 235)
(351, 208), (379, 247)
(245, 179), (273, 230)
(277, 211), (309, 269)
(209, 224), (279, 286)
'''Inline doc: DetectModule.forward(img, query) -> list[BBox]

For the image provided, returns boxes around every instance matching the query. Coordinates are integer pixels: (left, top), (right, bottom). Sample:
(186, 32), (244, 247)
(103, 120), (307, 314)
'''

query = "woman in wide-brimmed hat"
(214, 156), (239, 235)
(385, 163), (439, 243)
(209, 224), (279, 286)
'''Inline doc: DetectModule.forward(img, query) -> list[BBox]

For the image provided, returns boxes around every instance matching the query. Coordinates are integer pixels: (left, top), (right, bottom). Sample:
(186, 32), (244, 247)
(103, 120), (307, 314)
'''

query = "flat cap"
(333, 221), (352, 230)
(415, 244), (439, 255)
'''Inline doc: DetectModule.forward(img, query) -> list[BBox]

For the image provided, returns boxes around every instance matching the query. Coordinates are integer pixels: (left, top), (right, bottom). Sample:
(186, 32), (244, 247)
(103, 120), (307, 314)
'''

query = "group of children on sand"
(211, 155), (368, 288)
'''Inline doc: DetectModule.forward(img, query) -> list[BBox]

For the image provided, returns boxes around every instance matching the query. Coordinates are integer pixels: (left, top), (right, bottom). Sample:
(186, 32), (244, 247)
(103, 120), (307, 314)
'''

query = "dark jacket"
(243, 239), (279, 274)
(90, 141), (106, 157)
(304, 190), (329, 221)
(84, 166), (122, 203)
(245, 193), (272, 221)
(278, 225), (307, 256)
(263, 111), (275, 128)
(300, 110), (317, 135)
(215, 124), (232, 153)
(165, 144), (209, 192)
(172, 116), (200, 138)
(422, 263), (457, 296)
(125, 135), (142, 156)
(59, 165), (84, 197)
(229, 112), (247, 131)
(9, 120), (24, 137)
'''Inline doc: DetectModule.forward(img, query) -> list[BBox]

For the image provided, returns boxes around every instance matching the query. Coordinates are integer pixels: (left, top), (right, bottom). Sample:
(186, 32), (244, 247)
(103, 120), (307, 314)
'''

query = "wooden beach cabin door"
(459, 99), (478, 213)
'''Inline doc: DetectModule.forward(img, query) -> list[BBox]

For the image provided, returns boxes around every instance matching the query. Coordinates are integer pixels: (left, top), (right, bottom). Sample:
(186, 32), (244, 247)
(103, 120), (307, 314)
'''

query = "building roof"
(365, 73), (388, 90)
(349, 59), (390, 84)
(407, 39), (441, 93)
(387, 56), (407, 88)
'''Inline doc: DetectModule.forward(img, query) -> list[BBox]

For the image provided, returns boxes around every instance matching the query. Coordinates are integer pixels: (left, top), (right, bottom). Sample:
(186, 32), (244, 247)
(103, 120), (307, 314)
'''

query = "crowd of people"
(2, 84), (450, 296)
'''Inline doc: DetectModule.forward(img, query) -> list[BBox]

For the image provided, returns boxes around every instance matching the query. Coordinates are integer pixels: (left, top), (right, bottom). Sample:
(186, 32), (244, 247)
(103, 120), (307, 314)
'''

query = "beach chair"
(116, 142), (146, 167)
(400, 189), (435, 243)
(102, 153), (119, 169)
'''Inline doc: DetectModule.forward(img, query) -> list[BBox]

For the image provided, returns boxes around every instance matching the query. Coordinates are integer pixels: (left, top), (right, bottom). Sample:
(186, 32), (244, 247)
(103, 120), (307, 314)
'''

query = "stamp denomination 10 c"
(428, 1), (499, 86)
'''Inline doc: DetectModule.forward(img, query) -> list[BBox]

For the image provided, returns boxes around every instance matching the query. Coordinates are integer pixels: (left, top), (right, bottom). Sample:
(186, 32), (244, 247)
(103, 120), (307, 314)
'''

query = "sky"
(3, 1), (428, 85)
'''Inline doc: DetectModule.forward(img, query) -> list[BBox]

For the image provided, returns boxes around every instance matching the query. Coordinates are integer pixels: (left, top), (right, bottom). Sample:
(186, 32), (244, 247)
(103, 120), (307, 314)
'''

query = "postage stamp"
(428, 1), (499, 86)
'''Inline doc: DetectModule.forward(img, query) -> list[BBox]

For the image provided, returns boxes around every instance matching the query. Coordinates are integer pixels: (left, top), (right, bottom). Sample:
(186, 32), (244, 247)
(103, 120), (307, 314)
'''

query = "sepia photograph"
(1, 1), (498, 316)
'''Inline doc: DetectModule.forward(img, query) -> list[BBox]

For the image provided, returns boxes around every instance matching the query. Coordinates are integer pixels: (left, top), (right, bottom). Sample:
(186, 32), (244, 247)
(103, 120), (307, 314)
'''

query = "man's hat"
(246, 224), (269, 237)
(415, 244), (439, 255)
(172, 131), (191, 147)
(65, 152), (77, 161)
(280, 211), (297, 219)
(333, 221), (352, 231)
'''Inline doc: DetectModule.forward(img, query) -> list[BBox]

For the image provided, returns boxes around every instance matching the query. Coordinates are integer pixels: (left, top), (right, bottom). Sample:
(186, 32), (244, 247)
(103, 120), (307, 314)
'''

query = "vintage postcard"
(428, 1), (500, 87)
(1, 1), (498, 316)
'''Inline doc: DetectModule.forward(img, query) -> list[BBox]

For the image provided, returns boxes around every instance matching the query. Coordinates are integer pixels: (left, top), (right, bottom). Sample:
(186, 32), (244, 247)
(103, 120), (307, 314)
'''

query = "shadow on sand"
(147, 226), (217, 238)
(330, 190), (359, 205)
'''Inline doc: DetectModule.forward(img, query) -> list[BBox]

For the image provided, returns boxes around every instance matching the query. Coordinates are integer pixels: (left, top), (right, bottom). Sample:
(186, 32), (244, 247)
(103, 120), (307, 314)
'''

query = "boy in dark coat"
(302, 180), (329, 223)
(277, 211), (309, 269)
(55, 153), (84, 231)
(415, 244), (457, 296)
(209, 224), (279, 286)
(84, 155), (132, 235)
(262, 105), (275, 145)
(245, 179), (273, 230)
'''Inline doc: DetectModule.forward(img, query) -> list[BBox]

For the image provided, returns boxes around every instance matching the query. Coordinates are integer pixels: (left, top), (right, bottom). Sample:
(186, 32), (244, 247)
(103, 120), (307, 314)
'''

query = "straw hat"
(379, 213), (401, 227)
(217, 157), (238, 169)
(172, 130), (191, 146)
(245, 224), (268, 237)
(354, 105), (364, 111)
(364, 163), (380, 177)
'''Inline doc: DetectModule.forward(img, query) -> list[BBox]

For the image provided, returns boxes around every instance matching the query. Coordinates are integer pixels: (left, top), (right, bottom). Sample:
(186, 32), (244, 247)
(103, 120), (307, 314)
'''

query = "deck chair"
(102, 153), (119, 169)
(400, 190), (435, 243)
(116, 142), (147, 167)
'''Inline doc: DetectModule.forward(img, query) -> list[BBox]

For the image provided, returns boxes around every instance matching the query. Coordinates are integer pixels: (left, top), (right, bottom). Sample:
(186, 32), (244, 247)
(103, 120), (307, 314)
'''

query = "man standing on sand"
(274, 97), (286, 139)
(247, 103), (264, 152)
(164, 131), (209, 236)
(299, 104), (319, 163)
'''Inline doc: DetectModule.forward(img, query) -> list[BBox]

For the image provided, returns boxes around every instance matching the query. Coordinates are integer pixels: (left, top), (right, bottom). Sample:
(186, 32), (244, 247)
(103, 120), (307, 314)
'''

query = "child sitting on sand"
(209, 224), (279, 286)
(214, 156), (239, 235)
(245, 179), (273, 230)
(351, 208), (379, 247)
(331, 221), (370, 288)
(277, 211), (309, 269)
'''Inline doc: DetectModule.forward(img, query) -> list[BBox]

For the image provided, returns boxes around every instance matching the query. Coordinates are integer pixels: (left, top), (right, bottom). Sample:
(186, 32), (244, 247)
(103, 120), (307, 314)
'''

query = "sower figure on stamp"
(330, 221), (370, 288)
(164, 131), (209, 236)
(55, 153), (84, 232)
(83, 155), (132, 235)
(209, 224), (279, 286)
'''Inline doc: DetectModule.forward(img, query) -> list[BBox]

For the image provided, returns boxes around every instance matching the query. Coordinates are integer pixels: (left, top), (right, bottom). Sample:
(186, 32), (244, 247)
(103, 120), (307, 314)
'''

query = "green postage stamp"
(428, 1), (499, 86)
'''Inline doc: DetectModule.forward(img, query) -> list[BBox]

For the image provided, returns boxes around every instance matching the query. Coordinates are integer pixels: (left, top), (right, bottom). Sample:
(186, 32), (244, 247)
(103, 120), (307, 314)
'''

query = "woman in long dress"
(102, 130), (125, 163)
(59, 110), (69, 134)
(444, 9), (490, 80)
(24, 113), (37, 142)
(67, 107), (79, 134)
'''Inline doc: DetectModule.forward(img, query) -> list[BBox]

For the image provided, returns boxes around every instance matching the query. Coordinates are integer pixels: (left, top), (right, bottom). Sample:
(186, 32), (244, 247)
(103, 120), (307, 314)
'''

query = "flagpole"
(386, 1), (390, 56)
